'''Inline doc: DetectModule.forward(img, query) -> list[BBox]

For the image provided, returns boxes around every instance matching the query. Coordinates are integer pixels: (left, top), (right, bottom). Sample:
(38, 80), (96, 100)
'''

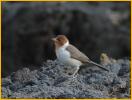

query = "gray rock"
(2, 59), (130, 98)
(2, 87), (11, 98)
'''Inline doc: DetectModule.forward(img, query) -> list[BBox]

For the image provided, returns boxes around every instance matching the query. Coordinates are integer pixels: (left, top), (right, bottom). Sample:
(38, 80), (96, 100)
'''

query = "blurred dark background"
(2, 2), (130, 77)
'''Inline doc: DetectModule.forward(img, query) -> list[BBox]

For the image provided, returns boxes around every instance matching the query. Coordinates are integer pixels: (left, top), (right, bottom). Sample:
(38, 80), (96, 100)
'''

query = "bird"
(52, 35), (109, 77)
(100, 53), (112, 66)
(100, 53), (116, 66)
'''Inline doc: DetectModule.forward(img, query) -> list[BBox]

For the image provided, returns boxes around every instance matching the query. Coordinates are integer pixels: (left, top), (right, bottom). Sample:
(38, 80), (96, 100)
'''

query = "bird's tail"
(89, 61), (109, 71)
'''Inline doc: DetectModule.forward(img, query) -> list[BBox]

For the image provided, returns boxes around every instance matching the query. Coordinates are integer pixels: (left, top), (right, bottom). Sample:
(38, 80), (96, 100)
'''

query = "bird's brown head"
(52, 35), (69, 49)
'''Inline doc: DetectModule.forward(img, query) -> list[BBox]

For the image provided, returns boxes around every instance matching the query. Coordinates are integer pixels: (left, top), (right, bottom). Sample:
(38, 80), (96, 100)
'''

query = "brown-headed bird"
(52, 35), (109, 77)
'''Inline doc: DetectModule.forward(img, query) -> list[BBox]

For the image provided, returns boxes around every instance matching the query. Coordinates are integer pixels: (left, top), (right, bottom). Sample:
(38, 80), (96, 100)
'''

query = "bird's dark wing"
(66, 44), (91, 63)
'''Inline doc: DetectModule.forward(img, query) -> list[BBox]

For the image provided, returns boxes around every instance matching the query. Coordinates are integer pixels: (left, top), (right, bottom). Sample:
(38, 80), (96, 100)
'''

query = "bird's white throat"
(56, 41), (70, 62)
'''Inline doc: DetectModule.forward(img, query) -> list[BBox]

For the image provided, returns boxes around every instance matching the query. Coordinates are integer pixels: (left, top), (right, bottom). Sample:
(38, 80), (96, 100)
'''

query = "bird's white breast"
(55, 42), (82, 67)
(56, 48), (70, 62)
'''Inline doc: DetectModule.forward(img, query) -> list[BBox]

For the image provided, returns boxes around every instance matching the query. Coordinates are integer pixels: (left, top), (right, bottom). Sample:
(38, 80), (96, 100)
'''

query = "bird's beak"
(52, 38), (57, 42)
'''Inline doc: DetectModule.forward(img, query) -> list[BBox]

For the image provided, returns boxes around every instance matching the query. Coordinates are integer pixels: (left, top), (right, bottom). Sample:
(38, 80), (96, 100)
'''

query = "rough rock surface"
(2, 59), (130, 98)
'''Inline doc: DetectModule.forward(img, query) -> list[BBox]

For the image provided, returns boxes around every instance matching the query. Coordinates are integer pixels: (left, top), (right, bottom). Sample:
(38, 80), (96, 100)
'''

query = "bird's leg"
(72, 66), (80, 77)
